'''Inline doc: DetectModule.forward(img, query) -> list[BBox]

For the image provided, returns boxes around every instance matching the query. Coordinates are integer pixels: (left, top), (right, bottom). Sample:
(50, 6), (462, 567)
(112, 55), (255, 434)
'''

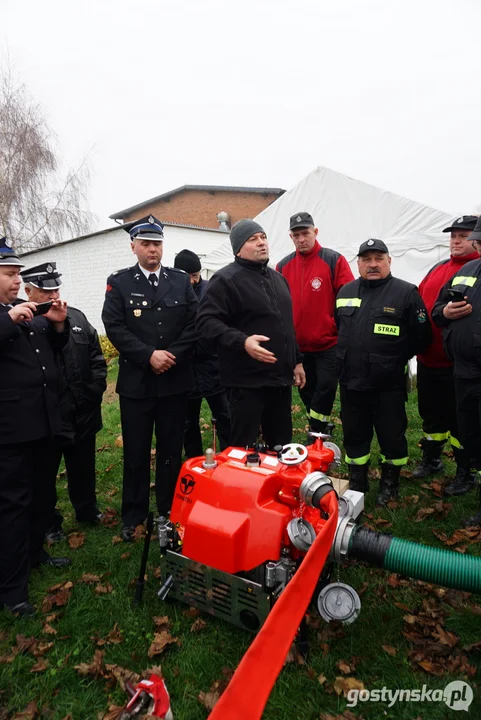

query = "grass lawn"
(1, 358), (480, 719)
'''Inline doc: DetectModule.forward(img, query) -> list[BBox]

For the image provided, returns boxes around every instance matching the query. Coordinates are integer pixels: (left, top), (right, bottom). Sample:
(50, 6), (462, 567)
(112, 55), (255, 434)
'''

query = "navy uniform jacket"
(335, 274), (432, 392)
(102, 263), (198, 399)
(56, 306), (107, 441)
(0, 301), (68, 444)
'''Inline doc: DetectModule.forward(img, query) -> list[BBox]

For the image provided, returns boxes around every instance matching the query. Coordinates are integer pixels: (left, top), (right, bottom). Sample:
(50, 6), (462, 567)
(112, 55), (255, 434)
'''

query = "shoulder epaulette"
(109, 266), (133, 278)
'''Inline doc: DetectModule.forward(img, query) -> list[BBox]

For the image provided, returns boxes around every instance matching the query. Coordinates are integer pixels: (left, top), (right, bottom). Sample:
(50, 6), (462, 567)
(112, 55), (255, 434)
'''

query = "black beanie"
(174, 249), (202, 274)
(230, 219), (265, 255)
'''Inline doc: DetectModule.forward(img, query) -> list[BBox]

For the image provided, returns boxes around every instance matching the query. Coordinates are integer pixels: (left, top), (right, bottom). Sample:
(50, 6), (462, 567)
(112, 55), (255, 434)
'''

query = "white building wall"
(20, 225), (226, 333)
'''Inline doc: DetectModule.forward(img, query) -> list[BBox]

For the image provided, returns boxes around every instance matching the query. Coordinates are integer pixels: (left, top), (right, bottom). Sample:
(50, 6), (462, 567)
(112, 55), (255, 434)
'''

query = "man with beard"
(173, 249), (230, 457)
(197, 219), (305, 448)
(335, 239), (431, 505)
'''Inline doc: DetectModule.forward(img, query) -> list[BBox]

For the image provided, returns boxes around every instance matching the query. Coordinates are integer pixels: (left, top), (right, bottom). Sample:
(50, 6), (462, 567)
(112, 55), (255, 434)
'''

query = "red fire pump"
(156, 435), (352, 632)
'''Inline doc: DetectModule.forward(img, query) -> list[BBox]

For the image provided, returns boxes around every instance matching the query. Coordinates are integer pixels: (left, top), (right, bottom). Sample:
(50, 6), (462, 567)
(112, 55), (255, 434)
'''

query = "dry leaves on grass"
(80, 573), (101, 584)
(68, 532), (86, 549)
(94, 583), (113, 595)
(114, 435), (123, 448)
(147, 631), (179, 658)
(182, 606), (200, 618)
(94, 623), (124, 647)
(335, 657), (360, 675)
(101, 507), (119, 528)
(41, 580), (73, 613)
(198, 668), (234, 712)
(74, 649), (105, 678)
(190, 618), (207, 633)
(332, 676), (365, 697)
(401, 597), (477, 677)
(382, 645), (397, 656)
(284, 644), (305, 665)
(11, 702), (38, 719)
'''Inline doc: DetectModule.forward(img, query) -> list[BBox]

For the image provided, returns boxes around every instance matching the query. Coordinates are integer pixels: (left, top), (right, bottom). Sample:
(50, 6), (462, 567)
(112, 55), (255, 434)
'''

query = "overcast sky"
(3, 0), (481, 232)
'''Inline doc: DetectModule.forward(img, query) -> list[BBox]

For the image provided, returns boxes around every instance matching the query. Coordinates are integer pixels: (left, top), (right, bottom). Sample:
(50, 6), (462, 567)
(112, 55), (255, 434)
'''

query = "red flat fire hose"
(208, 491), (339, 720)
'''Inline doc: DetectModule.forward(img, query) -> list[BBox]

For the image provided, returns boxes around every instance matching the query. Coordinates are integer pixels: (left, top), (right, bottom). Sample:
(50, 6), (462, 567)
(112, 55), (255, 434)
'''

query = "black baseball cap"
(358, 238), (389, 256)
(289, 212), (315, 230)
(442, 215), (478, 233)
(469, 216), (481, 242)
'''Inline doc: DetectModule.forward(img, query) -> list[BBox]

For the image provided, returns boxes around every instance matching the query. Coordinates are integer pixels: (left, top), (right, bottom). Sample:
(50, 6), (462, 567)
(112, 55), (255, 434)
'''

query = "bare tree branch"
(0, 62), (96, 251)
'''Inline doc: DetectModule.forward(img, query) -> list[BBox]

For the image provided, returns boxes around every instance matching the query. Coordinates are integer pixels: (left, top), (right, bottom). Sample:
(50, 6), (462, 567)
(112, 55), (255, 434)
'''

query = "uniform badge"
(142, 301), (148, 306)
(46, 264), (53, 273)
(106, 284), (113, 293)
(367, 239), (374, 246)
(134, 309), (142, 317)
(296, 215), (302, 222)
(311, 277), (322, 291)
(417, 309), (427, 323)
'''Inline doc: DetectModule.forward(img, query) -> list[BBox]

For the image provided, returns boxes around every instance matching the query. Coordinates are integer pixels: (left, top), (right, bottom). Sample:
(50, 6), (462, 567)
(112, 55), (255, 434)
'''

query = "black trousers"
(0, 438), (55, 606)
(299, 348), (337, 430)
(46, 433), (99, 529)
(417, 362), (461, 447)
(184, 392), (231, 457)
(228, 386), (292, 449)
(120, 393), (188, 525)
(340, 386), (408, 465)
(455, 377), (481, 471)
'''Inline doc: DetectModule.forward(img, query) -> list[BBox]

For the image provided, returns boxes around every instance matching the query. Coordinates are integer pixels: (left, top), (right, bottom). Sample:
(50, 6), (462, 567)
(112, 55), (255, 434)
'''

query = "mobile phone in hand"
(32, 300), (53, 316)
(447, 288), (466, 303)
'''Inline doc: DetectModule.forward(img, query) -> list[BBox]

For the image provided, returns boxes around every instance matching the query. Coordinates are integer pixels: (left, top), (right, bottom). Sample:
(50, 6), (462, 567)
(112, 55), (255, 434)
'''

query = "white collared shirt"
(139, 265), (161, 282)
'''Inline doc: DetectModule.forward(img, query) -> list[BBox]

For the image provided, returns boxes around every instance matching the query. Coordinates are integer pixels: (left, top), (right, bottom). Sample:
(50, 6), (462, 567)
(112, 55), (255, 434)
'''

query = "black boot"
(348, 464), (369, 492)
(462, 475), (481, 527)
(444, 467), (477, 497)
(376, 464), (400, 506)
(412, 442), (444, 479)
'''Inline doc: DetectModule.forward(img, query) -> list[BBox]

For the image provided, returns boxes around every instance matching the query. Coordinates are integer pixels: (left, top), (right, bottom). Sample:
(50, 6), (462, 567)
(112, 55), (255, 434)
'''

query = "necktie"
(148, 273), (158, 288)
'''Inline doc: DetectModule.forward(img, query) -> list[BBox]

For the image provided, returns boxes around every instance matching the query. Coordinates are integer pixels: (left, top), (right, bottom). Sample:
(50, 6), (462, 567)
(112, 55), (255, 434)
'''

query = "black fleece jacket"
(196, 257), (301, 389)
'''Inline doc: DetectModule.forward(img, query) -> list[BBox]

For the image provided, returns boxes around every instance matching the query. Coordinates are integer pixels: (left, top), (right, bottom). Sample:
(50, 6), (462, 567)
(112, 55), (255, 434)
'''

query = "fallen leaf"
(143, 665), (164, 679)
(100, 705), (124, 720)
(120, 552), (131, 560)
(68, 532), (86, 549)
(182, 607), (199, 618)
(382, 645), (397, 656)
(105, 663), (140, 691)
(43, 624), (57, 636)
(336, 660), (352, 674)
(190, 618), (207, 633)
(30, 659), (49, 673)
(333, 676), (365, 697)
(94, 583), (113, 595)
(198, 691), (220, 711)
(111, 536), (123, 545)
(114, 435), (123, 447)
(153, 616), (171, 629)
(80, 573), (101, 584)
(147, 631), (178, 658)
(11, 701), (38, 720)
(317, 673), (327, 685)
(74, 649), (105, 678)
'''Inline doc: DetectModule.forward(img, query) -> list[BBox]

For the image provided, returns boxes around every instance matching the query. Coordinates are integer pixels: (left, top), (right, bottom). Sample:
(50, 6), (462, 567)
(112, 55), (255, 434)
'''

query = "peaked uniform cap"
(20, 261), (62, 289)
(122, 214), (164, 241)
(0, 236), (24, 267)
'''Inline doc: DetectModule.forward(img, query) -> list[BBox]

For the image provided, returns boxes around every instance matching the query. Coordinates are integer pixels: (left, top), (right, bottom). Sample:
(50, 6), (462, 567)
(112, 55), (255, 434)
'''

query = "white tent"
(202, 166), (459, 286)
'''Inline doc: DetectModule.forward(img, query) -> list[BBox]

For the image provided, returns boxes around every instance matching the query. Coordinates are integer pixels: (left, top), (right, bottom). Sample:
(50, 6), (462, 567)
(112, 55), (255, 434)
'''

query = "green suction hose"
(349, 526), (481, 594)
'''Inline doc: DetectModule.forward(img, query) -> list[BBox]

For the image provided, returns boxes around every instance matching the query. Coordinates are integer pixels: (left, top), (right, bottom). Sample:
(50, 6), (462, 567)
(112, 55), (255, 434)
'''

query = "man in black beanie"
(174, 249), (230, 456)
(197, 219), (305, 448)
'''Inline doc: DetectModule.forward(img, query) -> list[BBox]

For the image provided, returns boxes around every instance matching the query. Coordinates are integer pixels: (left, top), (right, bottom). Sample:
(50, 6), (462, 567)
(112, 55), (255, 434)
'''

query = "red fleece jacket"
(417, 251), (479, 368)
(276, 241), (354, 352)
